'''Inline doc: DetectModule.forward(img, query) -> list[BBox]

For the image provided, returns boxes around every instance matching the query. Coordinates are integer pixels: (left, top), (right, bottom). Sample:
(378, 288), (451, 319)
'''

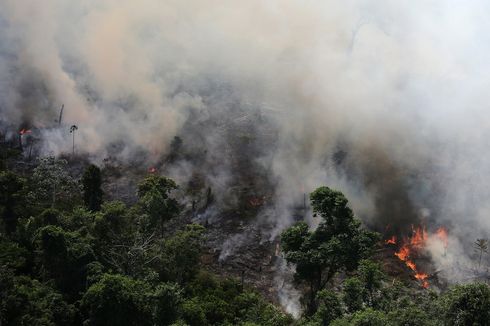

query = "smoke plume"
(2, 0), (490, 312)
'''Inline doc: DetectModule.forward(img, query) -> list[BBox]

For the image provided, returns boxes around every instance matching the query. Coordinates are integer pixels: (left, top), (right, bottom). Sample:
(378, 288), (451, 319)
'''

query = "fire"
(415, 272), (429, 289)
(19, 129), (32, 135)
(435, 227), (448, 249)
(386, 225), (449, 289)
(409, 225), (428, 248)
(390, 225), (431, 289)
(148, 167), (157, 173)
(385, 235), (396, 245)
(406, 260), (416, 271)
(394, 246), (409, 261)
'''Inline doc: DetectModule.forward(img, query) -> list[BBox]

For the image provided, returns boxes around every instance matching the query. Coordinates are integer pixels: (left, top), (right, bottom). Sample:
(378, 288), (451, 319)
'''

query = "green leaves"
(82, 164), (104, 212)
(442, 283), (490, 326)
(281, 186), (379, 314)
(0, 170), (27, 233)
(137, 175), (180, 234)
(158, 224), (205, 284)
(81, 274), (153, 326)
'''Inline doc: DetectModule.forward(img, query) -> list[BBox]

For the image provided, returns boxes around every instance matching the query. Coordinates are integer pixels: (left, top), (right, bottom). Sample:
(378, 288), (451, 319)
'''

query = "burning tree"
(281, 186), (379, 314)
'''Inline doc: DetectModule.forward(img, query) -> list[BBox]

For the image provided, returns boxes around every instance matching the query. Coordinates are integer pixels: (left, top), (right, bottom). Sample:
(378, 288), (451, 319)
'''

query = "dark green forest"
(1, 153), (489, 326)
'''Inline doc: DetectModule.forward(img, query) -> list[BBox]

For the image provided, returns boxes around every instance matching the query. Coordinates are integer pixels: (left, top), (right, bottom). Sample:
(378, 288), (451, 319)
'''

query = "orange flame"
(394, 246), (410, 261)
(385, 235), (397, 245)
(415, 272), (429, 289)
(19, 129), (32, 135)
(390, 224), (432, 289)
(406, 260), (416, 271)
(148, 167), (157, 173)
(435, 227), (448, 248)
(409, 225), (428, 248)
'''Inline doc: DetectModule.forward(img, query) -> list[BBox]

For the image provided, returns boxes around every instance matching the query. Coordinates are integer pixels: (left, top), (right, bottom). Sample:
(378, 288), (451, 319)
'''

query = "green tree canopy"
(82, 164), (104, 212)
(81, 274), (153, 326)
(0, 171), (26, 234)
(442, 283), (490, 326)
(159, 224), (205, 283)
(34, 225), (94, 297)
(28, 156), (81, 212)
(281, 186), (379, 313)
(137, 175), (180, 235)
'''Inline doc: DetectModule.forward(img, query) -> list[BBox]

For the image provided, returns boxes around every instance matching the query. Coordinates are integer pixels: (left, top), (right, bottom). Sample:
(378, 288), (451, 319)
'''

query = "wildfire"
(435, 227), (448, 249)
(385, 235), (397, 245)
(19, 129), (32, 135)
(415, 272), (429, 289)
(409, 225), (428, 248)
(388, 225), (446, 289)
(394, 245), (409, 261)
(148, 167), (157, 173)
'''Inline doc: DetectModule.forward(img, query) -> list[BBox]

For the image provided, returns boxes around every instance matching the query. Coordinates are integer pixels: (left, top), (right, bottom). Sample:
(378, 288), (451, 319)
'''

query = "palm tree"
(69, 125), (78, 155)
(473, 239), (488, 268)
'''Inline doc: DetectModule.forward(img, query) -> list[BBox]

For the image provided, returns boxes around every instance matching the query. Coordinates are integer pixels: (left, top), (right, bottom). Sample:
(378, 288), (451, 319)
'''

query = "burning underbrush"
(380, 225), (449, 289)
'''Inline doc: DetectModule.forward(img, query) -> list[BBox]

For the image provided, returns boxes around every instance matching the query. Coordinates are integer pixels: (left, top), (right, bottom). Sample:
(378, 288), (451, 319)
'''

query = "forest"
(2, 1), (490, 325)
(1, 149), (489, 326)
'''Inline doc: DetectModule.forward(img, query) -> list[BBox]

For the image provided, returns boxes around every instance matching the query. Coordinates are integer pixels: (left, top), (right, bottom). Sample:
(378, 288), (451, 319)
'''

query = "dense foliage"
(1, 155), (489, 325)
(281, 187), (379, 313)
(0, 157), (291, 325)
(282, 187), (490, 326)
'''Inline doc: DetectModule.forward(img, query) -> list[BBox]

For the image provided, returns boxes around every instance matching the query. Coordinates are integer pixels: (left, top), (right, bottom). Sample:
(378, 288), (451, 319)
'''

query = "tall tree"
(281, 186), (379, 314)
(473, 238), (488, 269)
(82, 164), (103, 212)
(28, 157), (81, 211)
(0, 171), (26, 234)
(137, 175), (180, 236)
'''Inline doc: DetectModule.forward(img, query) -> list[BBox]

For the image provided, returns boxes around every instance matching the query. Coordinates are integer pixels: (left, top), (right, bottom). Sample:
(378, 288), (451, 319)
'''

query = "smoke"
(2, 0), (490, 311)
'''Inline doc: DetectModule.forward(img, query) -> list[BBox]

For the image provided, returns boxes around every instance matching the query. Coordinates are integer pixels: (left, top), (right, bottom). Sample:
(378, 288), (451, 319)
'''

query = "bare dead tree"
(474, 238), (488, 268)
(58, 104), (64, 126)
(104, 232), (158, 277)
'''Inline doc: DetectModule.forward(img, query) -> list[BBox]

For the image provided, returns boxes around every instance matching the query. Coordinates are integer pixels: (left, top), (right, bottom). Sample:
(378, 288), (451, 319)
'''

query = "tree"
(82, 164), (104, 212)
(331, 308), (387, 326)
(70, 125), (78, 156)
(137, 175), (180, 236)
(34, 225), (94, 297)
(358, 260), (384, 306)
(152, 282), (184, 325)
(0, 171), (26, 234)
(442, 283), (490, 326)
(1, 272), (76, 325)
(159, 224), (205, 283)
(313, 289), (343, 326)
(343, 277), (364, 313)
(473, 239), (488, 268)
(281, 186), (379, 313)
(387, 306), (435, 326)
(81, 274), (152, 326)
(28, 157), (81, 211)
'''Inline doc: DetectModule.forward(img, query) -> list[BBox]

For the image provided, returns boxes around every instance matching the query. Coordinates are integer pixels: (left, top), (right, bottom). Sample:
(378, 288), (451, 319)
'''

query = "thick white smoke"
(2, 0), (490, 312)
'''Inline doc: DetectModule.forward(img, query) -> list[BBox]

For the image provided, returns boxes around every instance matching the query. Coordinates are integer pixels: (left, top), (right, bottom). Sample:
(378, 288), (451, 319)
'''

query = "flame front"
(391, 225), (431, 289)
